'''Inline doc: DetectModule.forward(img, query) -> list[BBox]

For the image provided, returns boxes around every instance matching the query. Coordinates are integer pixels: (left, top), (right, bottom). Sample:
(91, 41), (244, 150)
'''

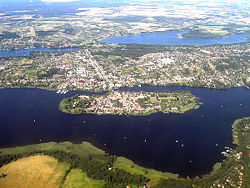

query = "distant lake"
(0, 47), (78, 58)
(102, 31), (250, 45)
(0, 86), (250, 177)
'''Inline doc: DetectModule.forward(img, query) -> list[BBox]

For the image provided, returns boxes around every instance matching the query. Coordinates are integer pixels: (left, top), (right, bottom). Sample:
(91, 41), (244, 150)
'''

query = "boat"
(56, 90), (68, 94)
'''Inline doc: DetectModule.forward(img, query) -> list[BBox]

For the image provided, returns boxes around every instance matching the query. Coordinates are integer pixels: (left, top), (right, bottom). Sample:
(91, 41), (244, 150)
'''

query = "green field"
(159, 96), (176, 102)
(0, 155), (69, 188)
(63, 169), (105, 188)
(0, 155), (107, 188)
(178, 103), (200, 114)
(114, 157), (178, 186)
(0, 141), (105, 157)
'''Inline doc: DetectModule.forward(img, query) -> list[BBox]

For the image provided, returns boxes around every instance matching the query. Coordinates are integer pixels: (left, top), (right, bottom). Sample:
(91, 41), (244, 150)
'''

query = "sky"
(0, 0), (248, 7)
(1, 0), (249, 2)
(39, 0), (249, 2)
(41, 0), (78, 2)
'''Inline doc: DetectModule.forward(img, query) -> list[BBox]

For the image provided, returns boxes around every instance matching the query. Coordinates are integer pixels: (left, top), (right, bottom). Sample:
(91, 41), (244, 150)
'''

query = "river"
(0, 86), (249, 177)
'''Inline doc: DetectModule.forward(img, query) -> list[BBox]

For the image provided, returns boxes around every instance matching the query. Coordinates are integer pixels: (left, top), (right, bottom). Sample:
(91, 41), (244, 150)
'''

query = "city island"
(59, 90), (201, 116)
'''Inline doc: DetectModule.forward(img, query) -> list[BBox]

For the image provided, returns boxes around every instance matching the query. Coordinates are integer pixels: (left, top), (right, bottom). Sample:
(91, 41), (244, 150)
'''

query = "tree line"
(0, 150), (149, 186)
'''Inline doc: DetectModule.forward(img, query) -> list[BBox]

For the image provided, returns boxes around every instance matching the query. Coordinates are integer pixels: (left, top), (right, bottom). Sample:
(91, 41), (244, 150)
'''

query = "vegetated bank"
(59, 90), (201, 116)
(0, 142), (150, 188)
(0, 117), (249, 187)
(156, 117), (250, 188)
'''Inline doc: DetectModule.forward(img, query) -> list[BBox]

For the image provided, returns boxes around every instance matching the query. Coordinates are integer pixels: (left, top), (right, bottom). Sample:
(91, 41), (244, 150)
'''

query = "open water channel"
(0, 86), (249, 177)
(103, 31), (250, 45)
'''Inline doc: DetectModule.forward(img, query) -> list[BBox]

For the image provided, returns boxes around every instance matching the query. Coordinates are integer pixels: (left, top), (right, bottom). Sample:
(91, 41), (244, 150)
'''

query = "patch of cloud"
(41, 0), (78, 3)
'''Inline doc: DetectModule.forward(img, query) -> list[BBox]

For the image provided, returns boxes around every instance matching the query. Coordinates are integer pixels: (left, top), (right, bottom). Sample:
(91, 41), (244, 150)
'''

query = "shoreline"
(0, 83), (249, 94)
(0, 117), (249, 187)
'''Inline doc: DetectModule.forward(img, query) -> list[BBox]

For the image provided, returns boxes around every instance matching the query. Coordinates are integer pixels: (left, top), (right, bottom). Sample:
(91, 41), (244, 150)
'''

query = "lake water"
(0, 47), (78, 57)
(102, 31), (250, 45)
(0, 86), (249, 177)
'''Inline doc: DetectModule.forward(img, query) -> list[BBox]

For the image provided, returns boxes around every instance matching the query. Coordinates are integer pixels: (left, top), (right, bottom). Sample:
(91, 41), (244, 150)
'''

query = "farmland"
(0, 155), (69, 188)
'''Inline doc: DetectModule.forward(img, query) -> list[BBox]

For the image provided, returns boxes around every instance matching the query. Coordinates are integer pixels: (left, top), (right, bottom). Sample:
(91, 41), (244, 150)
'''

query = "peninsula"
(59, 90), (200, 116)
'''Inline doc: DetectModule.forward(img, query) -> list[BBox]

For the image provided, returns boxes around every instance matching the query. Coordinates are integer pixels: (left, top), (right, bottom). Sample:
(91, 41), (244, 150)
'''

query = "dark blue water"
(0, 86), (249, 177)
(0, 47), (78, 57)
(102, 31), (250, 45)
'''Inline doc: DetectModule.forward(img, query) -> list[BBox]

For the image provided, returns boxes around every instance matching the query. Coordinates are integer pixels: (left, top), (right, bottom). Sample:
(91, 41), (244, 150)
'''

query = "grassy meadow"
(63, 169), (105, 188)
(0, 155), (69, 188)
(114, 157), (178, 186)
